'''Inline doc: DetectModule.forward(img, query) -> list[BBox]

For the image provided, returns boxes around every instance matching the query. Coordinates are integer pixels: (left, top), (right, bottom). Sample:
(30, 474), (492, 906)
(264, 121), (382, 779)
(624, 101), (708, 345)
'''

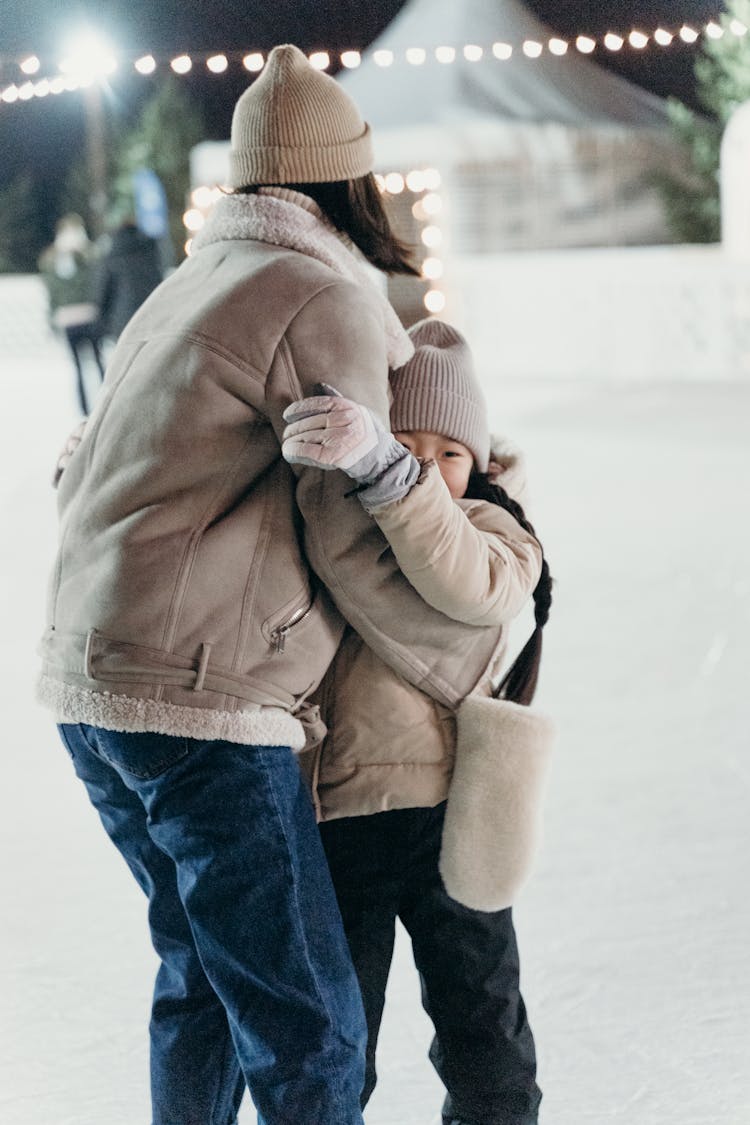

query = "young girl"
(282, 318), (552, 1125)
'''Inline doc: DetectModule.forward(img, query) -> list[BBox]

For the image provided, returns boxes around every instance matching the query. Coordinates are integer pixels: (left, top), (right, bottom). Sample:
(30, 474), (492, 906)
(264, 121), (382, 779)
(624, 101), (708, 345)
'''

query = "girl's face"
(394, 429), (474, 499)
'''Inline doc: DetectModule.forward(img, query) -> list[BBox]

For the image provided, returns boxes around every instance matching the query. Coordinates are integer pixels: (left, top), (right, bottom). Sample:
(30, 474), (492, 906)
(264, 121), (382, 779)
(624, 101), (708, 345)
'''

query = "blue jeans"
(58, 724), (366, 1125)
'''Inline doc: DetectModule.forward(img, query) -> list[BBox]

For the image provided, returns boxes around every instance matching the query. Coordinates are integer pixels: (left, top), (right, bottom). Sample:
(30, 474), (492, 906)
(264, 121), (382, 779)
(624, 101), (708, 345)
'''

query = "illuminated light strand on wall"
(376, 167), (446, 313)
(183, 207), (205, 232)
(183, 184), (226, 255)
(3, 19), (744, 110)
(183, 169), (447, 309)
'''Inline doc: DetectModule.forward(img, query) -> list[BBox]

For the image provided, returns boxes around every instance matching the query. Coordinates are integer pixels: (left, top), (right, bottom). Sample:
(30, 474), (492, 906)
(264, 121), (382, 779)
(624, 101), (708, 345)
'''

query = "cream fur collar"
(192, 187), (414, 368)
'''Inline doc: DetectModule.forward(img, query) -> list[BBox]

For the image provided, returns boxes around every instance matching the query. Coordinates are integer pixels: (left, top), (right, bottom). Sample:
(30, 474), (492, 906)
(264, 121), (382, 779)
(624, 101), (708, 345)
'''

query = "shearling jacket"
(38, 189), (509, 748)
(300, 455), (543, 819)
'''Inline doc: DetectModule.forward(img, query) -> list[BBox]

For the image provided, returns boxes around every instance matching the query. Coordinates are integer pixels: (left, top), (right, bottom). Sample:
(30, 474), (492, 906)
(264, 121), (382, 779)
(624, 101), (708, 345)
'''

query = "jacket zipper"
(270, 603), (313, 654)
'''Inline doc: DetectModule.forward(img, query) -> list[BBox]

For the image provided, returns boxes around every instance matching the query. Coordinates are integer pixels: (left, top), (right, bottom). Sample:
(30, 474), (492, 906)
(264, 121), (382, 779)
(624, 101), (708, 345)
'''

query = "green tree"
(111, 77), (205, 262)
(657, 0), (750, 242)
(60, 151), (109, 228)
(0, 174), (40, 273)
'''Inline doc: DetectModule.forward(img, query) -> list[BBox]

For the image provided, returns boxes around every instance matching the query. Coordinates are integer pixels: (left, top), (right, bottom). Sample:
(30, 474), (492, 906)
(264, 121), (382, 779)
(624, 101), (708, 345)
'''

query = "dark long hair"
(464, 470), (553, 707)
(234, 174), (419, 276)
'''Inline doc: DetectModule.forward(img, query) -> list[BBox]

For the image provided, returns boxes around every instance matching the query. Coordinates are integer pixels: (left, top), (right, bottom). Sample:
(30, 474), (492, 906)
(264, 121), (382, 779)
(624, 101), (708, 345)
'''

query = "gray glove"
(282, 383), (419, 499)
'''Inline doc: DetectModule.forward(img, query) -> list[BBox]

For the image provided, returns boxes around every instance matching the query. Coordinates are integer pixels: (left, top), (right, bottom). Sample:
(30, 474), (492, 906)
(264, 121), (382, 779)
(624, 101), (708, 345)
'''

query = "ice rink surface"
(1, 329), (748, 1125)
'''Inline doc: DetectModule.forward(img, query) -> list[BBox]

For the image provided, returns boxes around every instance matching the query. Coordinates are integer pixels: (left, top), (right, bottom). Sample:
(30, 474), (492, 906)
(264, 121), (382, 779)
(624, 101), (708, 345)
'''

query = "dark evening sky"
(0, 1), (722, 239)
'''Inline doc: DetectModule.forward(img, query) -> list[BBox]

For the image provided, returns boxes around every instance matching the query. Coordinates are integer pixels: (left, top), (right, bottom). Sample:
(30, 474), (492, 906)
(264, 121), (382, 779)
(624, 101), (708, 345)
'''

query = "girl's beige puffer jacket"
(300, 457), (543, 819)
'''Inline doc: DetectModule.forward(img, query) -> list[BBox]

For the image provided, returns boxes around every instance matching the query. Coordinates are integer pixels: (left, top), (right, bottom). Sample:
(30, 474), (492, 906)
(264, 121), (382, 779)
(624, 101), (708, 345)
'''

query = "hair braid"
(465, 470), (553, 706)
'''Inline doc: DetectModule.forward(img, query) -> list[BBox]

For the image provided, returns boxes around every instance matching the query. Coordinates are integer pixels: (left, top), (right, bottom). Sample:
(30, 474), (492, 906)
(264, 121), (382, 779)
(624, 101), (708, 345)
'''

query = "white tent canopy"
(340, 0), (671, 140)
(338, 0), (679, 258)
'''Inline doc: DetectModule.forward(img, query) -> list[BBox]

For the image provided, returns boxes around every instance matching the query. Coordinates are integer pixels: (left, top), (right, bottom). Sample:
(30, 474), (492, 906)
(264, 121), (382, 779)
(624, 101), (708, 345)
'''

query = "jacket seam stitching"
(50, 339), (149, 634)
(159, 432), (257, 667)
(308, 477), (458, 703)
(183, 332), (267, 382)
(275, 279), (354, 399)
(230, 479), (274, 675)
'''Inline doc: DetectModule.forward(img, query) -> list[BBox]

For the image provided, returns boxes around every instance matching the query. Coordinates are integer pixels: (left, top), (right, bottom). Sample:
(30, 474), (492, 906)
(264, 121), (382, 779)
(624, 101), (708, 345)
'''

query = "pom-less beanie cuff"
(229, 127), (373, 187)
(229, 44), (374, 187)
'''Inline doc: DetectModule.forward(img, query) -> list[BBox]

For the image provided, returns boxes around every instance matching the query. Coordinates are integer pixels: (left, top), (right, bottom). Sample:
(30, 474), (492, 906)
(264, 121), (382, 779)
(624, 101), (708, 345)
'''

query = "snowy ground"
(1, 323), (749, 1125)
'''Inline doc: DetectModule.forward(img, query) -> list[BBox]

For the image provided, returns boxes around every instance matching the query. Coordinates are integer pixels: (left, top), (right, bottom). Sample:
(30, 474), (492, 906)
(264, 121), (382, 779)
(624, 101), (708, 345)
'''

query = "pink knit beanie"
(229, 44), (374, 187)
(390, 319), (490, 472)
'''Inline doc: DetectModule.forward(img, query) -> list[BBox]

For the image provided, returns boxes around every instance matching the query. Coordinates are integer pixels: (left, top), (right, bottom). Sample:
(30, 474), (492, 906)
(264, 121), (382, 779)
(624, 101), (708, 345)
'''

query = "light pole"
(83, 82), (108, 238)
(60, 31), (117, 238)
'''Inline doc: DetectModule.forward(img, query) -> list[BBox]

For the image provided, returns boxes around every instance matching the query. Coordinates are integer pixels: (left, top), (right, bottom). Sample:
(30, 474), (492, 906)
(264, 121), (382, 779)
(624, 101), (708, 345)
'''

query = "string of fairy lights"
(0, 14), (743, 107)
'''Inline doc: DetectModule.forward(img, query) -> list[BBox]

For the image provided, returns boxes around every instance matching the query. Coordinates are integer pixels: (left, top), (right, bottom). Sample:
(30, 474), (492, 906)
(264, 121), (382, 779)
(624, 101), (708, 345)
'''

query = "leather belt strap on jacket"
(40, 628), (299, 710)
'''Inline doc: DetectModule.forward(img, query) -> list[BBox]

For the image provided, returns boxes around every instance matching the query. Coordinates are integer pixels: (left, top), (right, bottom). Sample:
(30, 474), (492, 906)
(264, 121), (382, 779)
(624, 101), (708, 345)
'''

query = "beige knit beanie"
(229, 44), (374, 187)
(390, 319), (490, 472)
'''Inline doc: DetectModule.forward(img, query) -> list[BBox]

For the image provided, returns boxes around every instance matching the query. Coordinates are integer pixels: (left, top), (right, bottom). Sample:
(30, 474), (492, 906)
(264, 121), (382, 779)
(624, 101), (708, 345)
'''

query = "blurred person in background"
(96, 217), (163, 341)
(38, 212), (105, 414)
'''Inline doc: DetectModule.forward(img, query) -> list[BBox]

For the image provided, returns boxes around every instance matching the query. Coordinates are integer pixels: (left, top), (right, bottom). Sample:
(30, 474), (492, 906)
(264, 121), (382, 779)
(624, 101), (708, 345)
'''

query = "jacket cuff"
(357, 449), (421, 512)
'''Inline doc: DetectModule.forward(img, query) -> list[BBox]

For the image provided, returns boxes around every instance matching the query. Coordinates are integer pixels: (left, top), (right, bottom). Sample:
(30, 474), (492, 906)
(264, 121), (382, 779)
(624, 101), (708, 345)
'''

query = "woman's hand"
(282, 383), (411, 484)
(53, 418), (88, 487)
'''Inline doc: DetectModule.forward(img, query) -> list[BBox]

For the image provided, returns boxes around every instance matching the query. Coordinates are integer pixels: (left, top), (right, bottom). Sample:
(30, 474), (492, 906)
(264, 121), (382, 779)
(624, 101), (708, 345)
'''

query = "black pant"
(320, 803), (542, 1125)
(64, 322), (105, 413)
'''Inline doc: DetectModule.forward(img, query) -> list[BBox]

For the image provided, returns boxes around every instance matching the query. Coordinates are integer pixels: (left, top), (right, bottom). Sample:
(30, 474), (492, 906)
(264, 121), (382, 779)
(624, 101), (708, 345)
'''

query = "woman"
(39, 46), (507, 1125)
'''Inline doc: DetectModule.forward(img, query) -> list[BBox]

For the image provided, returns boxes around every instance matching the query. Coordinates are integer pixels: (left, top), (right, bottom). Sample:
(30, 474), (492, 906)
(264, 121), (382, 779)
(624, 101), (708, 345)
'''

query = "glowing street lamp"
(59, 31), (118, 81)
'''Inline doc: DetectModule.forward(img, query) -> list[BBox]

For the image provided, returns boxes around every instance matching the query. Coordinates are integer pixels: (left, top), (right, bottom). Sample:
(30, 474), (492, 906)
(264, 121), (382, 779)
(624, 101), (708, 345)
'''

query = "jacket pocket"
(261, 588), (314, 656)
(90, 728), (192, 781)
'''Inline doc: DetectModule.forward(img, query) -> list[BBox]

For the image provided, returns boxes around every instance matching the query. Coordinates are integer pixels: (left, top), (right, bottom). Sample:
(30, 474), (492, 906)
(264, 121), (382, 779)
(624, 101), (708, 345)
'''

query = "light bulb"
(424, 289), (446, 313)
(435, 46), (456, 63)
(135, 55), (156, 75)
